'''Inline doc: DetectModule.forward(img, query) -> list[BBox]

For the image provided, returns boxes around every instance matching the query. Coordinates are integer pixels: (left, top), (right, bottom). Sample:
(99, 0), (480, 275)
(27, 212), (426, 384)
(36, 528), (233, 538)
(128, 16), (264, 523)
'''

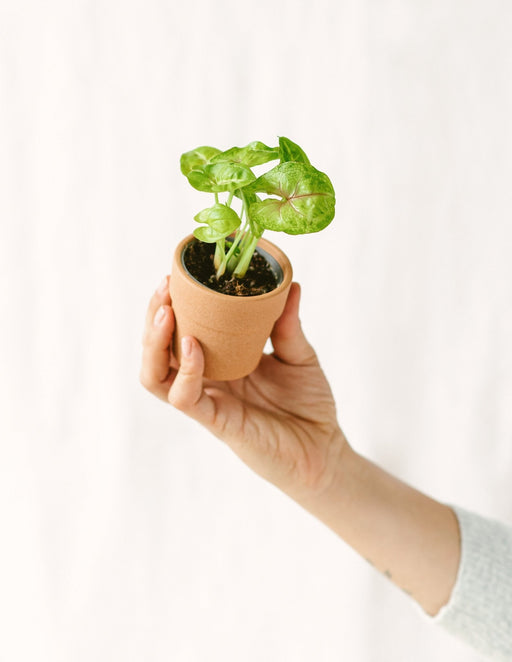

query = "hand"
(140, 277), (461, 618)
(140, 276), (347, 499)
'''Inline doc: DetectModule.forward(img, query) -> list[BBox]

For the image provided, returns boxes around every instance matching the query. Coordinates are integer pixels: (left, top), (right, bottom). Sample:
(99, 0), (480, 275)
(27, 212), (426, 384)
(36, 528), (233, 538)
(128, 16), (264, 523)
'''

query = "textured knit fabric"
(433, 506), (512, 660)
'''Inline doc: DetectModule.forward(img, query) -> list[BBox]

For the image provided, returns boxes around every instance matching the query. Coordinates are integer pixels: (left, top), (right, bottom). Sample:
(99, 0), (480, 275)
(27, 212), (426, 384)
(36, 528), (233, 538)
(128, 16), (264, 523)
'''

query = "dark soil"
(183, 239), (279, 296)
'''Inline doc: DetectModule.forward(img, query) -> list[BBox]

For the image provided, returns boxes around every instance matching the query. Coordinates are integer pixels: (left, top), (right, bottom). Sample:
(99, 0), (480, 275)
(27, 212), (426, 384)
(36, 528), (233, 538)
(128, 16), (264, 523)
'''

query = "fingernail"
(181, 336), (192, 358)
(157, 276), (168, 294)
(154, 305), (167, 325)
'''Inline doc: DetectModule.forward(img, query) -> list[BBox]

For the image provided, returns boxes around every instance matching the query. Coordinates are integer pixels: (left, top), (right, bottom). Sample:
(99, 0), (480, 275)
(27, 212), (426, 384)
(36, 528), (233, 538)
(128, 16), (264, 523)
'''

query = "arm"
(140, 276), (460, 617)
(297, 445), (460, 616)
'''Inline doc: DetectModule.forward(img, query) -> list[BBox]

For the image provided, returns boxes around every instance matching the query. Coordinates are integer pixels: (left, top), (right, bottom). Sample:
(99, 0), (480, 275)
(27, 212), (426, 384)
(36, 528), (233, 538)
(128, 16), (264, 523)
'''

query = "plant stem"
(216, 230), (242, 279)
(226, 235), (244, 274)
(232, 232), (260, 279)
(215, 192), (219, 205)
(236, 227), (249, 255)
(225, 230), (243, 262)
(214, 238), (225, 272)
(226, 192), (234, 207)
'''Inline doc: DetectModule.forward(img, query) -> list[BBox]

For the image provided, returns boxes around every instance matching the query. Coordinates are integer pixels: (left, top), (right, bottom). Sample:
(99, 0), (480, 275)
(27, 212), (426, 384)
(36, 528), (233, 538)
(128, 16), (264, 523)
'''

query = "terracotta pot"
(169, 234), (293, 381)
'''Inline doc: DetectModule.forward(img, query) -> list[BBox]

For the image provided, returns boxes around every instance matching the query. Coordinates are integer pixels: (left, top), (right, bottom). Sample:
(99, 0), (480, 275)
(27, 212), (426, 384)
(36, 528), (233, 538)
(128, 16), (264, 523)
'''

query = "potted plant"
(169, 136), (336, 380)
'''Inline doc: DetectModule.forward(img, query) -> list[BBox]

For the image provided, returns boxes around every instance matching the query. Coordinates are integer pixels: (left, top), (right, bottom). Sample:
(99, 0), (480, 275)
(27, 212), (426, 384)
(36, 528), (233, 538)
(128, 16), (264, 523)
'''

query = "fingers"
(168, 336), (216, 425)
(140, 277), (176, 401)
(270, 282), (319, 366)
(144, 275), (170, 334)
(140, 277), (216, 424)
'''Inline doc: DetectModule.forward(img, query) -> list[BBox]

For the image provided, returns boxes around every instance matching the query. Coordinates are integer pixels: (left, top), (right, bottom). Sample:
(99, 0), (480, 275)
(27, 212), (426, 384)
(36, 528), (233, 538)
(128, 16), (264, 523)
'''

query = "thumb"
(270, 282), (319, 366)
(168, 336), (216, 424)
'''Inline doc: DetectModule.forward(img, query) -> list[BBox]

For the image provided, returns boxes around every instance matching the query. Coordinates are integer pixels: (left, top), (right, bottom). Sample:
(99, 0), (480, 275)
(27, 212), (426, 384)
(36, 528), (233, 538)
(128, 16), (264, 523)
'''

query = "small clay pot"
(169, 234), (293, 381)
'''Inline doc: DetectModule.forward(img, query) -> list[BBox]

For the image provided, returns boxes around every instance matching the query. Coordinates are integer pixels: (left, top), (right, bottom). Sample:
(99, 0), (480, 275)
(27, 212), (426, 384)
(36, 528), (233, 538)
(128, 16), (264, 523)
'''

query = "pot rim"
(174, 234), (293, 302)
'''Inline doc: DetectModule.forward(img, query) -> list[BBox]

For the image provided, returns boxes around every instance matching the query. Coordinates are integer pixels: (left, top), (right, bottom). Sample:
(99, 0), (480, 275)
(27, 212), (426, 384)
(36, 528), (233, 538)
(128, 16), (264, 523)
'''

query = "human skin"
(140, 276), (460, 617)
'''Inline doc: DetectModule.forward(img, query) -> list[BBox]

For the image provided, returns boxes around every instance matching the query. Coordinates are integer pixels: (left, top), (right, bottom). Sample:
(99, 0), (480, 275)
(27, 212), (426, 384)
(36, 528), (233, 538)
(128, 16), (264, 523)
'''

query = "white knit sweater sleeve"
(432, 506), (512, 660)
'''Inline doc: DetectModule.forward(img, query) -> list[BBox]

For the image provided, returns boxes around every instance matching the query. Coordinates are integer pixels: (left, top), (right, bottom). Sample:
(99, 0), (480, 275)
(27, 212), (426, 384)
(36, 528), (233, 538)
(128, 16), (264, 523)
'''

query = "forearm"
(293, 436), (461, 616)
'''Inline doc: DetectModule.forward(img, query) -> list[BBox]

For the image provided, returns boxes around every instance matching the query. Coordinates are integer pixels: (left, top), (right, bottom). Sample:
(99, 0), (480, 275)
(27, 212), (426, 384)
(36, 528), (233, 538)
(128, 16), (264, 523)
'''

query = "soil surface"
(183, 239), (279, 296)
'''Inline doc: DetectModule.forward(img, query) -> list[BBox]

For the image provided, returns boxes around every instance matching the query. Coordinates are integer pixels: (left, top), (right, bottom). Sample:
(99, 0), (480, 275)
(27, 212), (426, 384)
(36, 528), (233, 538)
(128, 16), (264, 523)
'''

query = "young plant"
(180, 137), (335, 279)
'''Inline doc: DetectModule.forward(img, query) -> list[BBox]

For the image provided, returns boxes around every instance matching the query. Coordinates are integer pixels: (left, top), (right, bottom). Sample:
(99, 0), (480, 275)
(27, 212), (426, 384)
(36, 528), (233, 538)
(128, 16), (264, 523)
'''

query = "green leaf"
(192, 226), (223, 243)
(193, 203), (241, 242)
(239, 188), (260, 208)
(180, 146), (221, 176)
(210, 141), (279, 167)
(193, 226), (225, 243)
(246, 162), (335, 235)
(278, 136), (311, 165)
(233, 187), (260, 204)
(186, 162), (256, 193)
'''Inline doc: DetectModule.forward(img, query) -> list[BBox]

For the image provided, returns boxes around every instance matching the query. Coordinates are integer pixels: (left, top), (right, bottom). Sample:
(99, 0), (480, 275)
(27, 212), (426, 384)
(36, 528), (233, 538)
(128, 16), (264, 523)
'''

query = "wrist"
(286, 426), (357, 510)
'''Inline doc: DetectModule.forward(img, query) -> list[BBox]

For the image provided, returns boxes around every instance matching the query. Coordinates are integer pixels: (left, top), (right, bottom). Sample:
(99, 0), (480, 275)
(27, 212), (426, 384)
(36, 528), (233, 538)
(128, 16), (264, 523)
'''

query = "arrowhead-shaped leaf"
(246, 162), (335, 235)
(192, 203), (241, 243)
(180, 146), (221, 176)
(186, 162), (255, 193)
(210, 141), (279, 167)
(278, 136), (311, 165)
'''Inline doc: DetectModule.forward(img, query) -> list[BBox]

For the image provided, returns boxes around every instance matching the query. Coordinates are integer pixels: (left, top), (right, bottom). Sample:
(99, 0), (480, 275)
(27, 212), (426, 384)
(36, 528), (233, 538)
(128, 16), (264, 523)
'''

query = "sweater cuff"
(432, 505), (512, 660)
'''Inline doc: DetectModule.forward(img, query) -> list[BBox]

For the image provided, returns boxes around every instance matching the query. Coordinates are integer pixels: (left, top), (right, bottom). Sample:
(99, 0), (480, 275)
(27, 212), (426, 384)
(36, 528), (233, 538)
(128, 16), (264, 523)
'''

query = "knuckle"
(150, 288), (162, 304)
(168, 373), (199, 412)
(141, 325), (160, 348)
(141, 326), (153, 346)
(303, 348), (319, 366)
(139, 367), (154, 391)
(177, 363), (196, 379)
(168, 389), (188, 411)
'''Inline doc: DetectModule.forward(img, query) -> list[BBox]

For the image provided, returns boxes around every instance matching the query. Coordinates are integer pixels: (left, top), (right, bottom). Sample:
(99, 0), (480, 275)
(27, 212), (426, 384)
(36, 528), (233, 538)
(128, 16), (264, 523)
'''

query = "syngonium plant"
(180, 136), (336, 280)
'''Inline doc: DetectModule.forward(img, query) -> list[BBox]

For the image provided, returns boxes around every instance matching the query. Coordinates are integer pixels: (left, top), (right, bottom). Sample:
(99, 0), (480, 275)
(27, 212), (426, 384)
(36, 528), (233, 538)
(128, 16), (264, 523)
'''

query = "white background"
(1, 1), (511, 660)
